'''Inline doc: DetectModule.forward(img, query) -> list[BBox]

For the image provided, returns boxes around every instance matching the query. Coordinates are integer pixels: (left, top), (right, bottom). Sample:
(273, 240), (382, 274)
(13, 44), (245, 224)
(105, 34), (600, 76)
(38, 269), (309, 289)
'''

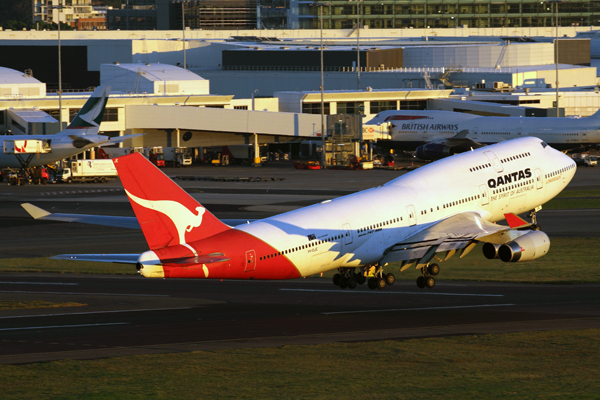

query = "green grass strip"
(1, 329), (599, 399)
(0, 301), (86, 310)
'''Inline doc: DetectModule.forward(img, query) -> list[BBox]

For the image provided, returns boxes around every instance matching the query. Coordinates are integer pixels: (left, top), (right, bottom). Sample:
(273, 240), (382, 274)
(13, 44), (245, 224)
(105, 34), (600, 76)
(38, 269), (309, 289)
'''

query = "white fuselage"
(0, 134), (109, 169)
(236, 137), (575, 277)
(368, 110), (600, 150)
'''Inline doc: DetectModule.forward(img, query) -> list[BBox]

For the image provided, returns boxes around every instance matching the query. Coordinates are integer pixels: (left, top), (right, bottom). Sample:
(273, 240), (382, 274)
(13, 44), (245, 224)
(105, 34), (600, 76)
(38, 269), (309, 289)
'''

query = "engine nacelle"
(482, 243), (501, 259)
(497, 231), (550, 262)
(416, 143), (452, 160)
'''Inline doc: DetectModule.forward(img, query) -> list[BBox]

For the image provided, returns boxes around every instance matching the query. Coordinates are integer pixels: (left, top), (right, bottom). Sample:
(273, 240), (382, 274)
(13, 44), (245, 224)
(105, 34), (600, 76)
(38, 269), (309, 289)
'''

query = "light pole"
(251, 89), (259, 110)
(49, 3), (66, 129)
(548, 0), (562, 117)
(182, 1), (187, 69)
(313, 2), (331, 168)
(351, 0), (363, 90)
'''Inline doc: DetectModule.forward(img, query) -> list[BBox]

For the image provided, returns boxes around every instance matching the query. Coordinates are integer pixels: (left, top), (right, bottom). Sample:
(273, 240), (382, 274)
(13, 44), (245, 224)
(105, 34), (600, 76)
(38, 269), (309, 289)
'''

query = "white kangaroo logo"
(125, 189), (205, 245)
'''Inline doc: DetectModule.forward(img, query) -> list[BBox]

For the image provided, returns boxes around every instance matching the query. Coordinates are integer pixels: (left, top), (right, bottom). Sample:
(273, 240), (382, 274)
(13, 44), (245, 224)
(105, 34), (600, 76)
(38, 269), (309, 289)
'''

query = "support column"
(253, 133), (261, 166)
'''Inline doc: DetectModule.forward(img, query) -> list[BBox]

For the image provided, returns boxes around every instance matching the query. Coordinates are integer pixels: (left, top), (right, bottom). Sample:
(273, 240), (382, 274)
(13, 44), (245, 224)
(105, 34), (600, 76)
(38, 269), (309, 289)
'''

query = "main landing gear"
(332, 264), (395, 290)
(416, 263), (439, 289)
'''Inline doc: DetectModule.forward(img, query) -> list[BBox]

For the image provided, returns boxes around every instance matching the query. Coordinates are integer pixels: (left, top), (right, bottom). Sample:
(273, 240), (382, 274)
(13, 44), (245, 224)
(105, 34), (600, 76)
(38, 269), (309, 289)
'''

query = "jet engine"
(416, 143), (453, 160)
(483, 231), (550, 263)
(482, 243), (501, 259)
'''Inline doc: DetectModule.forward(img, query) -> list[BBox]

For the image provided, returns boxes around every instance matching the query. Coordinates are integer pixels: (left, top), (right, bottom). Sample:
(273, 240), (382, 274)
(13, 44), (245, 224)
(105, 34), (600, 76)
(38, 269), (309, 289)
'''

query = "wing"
(21, 203), (255, 229)
(49, 253), (230, 265)
(50, 254), (141, 264)
(380, 211), (531, 270)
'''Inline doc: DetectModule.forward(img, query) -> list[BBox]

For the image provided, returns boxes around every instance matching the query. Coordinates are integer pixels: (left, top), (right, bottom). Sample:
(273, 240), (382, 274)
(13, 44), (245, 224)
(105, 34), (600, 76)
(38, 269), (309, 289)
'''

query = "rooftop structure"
(100, 63), (210, 95)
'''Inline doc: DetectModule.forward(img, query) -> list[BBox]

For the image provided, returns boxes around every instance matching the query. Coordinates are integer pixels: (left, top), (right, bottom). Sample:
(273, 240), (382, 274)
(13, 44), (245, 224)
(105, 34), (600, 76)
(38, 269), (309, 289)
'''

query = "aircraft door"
(484, 151), (503, 173)
(407, 205), (416, 226)
(479, 184), (489, 206)
(342, 223), (353, 245)
(244, 249), (256, 272)
(472, 127), (479, 140)
(535, 168), (544, 190)
(581, 131), (589, 142)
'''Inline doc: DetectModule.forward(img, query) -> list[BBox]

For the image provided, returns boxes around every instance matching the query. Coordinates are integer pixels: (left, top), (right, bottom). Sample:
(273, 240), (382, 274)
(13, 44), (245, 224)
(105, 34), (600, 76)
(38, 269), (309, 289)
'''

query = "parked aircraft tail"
(58, 86), (111, 136)
(113, 153), (231, 250)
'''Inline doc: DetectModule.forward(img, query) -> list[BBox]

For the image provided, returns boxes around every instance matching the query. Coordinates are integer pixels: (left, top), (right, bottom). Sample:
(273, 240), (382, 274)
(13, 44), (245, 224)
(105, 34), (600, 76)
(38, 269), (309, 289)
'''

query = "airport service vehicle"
(572, 153), (598, 167)
(367, 109), (600, 160)
(58, 159), (117, 183)
(6, 167), (50, 185)
(0, 86), (142, 169)
(23, 137), (575, 289)
(162, 147), (192, 167)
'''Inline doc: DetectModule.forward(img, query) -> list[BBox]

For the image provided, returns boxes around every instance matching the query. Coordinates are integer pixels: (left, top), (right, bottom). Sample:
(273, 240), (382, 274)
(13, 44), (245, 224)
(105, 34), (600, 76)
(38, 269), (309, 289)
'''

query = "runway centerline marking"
(0, 322), (129, 332)
(0, 291), (169, 297)
(0, 307), (194, 320)
(0, 282), (78, 286)
(280, 288), (504, 297)
(322, 303), (516, 315)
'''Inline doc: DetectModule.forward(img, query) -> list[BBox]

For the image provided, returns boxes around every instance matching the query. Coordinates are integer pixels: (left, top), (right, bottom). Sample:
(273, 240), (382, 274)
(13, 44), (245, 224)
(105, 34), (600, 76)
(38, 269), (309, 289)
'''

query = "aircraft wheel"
(332, 273), (341, 286)
(367, 277), (377, 290)
(416, 276), (426, 289)
(339, 277), (348, 289)
(428, 263), (440, 276)
(348, 277), (357, 289)
(356, 273), (366, 285)
(425, 277), (436, 289)
(376, 278), (386, 290)
(385, 273), (395, 286)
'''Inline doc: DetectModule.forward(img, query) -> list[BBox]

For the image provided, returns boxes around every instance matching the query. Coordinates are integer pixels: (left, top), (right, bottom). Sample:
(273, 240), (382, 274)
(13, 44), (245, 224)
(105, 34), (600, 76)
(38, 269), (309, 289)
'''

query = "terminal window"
(102, 108), (119, 122)
(302, 102), (330, 115)
(399, 100), (427, 110)
(370, 101), (397, 114)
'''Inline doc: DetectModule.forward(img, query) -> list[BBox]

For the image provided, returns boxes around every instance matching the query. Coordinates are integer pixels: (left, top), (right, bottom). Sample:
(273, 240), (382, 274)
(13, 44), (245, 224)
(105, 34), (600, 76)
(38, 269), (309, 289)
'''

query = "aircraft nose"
(136, 250), (164, 278)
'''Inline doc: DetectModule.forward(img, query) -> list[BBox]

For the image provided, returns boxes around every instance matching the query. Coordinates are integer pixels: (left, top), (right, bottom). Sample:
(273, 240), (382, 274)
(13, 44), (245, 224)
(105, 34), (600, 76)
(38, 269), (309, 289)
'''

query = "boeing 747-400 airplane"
(23, 137), (575, 289)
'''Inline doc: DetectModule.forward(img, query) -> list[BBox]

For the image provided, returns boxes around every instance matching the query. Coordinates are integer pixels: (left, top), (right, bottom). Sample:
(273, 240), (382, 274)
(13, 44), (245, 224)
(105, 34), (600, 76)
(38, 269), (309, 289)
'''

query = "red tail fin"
(113, 153), (230, 250)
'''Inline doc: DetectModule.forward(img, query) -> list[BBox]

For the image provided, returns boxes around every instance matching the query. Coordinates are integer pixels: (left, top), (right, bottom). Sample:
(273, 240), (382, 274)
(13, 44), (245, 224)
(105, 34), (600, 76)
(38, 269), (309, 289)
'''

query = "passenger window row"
(259, 234), (345, 261)
(469, 163), (491, 172)
(545, 163), (575, 179)
(443, 194), (481, 209)
(500, 152), (530, 164)
(492, 179), (534, 195)
(358, 217), (402, 234)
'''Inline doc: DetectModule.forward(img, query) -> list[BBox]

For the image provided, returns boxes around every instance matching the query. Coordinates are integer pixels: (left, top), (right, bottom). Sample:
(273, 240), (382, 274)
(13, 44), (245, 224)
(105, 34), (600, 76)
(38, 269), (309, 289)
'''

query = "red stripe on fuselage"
(156, 228), (302, 280)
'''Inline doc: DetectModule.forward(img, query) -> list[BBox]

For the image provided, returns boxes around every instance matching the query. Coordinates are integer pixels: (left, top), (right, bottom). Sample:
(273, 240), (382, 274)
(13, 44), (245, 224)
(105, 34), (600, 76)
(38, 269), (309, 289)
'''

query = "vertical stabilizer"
(113, 153), (230, 250)
(59, 86), (111, 136)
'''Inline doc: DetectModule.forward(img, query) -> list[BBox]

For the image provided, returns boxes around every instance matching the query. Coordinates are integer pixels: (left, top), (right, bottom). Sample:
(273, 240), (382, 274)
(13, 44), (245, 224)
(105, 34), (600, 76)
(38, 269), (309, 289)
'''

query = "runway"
(0, 163), (599, 364)
(1, 274), (599, 365)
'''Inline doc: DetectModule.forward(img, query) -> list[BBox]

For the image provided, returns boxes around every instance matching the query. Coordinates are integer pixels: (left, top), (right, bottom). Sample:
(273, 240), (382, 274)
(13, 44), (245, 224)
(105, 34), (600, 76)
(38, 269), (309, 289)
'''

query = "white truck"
(58, 159), (118, 183)
(163, 147), (192, 167)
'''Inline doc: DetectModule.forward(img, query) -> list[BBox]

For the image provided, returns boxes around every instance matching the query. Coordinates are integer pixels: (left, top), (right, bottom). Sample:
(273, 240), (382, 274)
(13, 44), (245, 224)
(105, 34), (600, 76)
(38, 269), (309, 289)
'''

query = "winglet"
(21, 203), (51, 220)
(504, 213), (529, 228)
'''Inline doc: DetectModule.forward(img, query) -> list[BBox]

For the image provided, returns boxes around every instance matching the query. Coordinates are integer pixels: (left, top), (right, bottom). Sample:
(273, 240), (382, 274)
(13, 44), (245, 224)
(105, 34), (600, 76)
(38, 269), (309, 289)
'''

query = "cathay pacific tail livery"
(1, 86), (142, 169)
(24, 137), (575, 289)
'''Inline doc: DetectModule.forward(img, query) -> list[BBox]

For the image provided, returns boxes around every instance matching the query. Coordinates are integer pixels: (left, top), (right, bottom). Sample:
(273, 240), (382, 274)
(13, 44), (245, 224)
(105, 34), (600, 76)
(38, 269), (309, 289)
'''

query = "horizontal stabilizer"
(162, 253), (231, 265)
(22, 203), (254, 229)
(21, 203), (141, 229)
(50, 254), (141, 264)
(101, 133), (147, 146)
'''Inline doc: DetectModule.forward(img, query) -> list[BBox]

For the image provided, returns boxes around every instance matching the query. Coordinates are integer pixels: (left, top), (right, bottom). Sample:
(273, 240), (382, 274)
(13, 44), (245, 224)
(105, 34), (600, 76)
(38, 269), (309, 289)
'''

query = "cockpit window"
(541, 141), (548, 148)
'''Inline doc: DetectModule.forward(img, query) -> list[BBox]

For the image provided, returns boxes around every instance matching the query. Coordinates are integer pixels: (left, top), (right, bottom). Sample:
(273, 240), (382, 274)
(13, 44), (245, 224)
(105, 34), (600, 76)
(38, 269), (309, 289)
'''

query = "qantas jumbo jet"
(23, 137), (575, 289)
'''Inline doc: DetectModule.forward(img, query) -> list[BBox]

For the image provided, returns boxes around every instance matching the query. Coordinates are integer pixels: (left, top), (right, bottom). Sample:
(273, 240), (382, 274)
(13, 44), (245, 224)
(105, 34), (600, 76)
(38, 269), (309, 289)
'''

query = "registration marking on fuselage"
(279, 288), (504, 297)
